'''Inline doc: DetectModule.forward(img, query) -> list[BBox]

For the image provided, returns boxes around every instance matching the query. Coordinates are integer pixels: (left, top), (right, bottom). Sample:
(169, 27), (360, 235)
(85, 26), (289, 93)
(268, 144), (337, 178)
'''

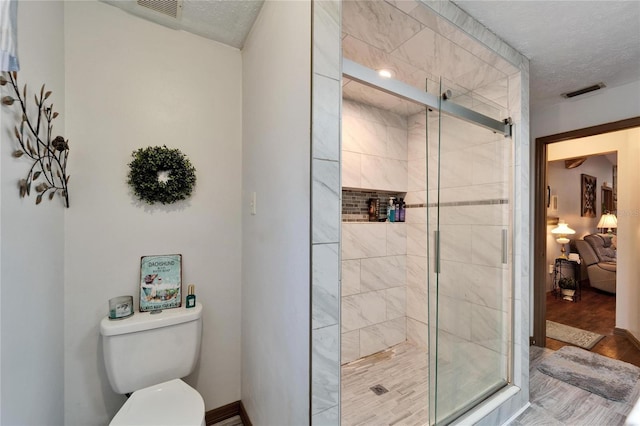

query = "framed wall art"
(581, 174), (597, 218)
(140, 254), (182, 311)
(613, 165), (617, 211)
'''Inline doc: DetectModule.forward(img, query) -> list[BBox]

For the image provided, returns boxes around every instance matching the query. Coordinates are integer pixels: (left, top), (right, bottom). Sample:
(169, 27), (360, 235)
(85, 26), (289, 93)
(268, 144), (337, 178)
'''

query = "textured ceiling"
(453, 1), (640, 108)
(101, 0), (264, 49)
(103, 0), (640, 110)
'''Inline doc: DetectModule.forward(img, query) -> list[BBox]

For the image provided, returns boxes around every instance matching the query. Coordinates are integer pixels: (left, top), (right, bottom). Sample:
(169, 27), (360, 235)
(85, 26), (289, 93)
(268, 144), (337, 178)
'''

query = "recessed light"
(377, 69), (393, 79)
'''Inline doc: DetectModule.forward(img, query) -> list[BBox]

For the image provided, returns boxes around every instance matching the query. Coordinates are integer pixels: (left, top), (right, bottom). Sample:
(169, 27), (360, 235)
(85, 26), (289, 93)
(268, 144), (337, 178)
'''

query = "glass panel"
(429, 79), (512, 424)
(339, 73), (512, 426)
(427, 104), (440, 425)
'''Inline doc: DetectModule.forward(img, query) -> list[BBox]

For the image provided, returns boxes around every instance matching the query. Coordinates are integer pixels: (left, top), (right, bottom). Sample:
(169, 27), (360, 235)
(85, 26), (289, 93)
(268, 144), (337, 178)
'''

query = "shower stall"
(338, 2), (515, 424)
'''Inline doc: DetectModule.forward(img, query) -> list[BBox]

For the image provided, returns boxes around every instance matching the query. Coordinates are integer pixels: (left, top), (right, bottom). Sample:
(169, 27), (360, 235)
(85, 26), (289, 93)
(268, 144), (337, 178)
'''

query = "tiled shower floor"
(341, 342), (429, 426)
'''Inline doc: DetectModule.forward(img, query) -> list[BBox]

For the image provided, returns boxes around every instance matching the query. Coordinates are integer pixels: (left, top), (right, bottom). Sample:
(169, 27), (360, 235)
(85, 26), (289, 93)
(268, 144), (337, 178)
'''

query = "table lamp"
(597, 213), (617, 234)
(551, 220), (575, 259)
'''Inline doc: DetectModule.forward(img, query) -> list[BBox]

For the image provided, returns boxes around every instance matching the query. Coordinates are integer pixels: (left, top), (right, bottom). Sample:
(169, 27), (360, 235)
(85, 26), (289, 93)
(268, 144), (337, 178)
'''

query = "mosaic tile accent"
(341, 189), (405, 221)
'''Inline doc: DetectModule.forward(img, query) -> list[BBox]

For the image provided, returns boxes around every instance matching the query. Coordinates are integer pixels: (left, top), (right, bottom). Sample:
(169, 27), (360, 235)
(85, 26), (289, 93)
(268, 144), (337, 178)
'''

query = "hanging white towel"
(0, 0), (19, 71)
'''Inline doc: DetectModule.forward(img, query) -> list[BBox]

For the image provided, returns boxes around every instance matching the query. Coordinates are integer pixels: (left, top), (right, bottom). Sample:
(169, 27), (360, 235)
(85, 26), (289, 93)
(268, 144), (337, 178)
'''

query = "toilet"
(100, 303), (205, 426)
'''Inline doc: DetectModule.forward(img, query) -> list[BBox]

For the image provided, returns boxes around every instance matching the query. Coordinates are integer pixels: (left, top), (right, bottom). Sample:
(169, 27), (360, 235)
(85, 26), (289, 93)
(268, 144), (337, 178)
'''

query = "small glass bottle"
(186, 284), (196, 308)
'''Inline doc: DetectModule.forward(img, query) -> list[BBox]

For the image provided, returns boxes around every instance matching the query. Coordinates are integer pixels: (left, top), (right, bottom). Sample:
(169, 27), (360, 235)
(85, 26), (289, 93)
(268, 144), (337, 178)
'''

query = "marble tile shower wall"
(341, 223), (407, 363)
(341, 1), (511, 115)
(341, 98), (410, 364)
(311, 1), (341, 424)
(342, 99), (408, 191)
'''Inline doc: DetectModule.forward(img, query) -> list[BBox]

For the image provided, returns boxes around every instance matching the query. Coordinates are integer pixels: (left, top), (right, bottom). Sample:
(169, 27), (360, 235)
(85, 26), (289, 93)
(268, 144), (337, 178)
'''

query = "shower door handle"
(435, 230), (440, 273)
(501, 229), (508, 265)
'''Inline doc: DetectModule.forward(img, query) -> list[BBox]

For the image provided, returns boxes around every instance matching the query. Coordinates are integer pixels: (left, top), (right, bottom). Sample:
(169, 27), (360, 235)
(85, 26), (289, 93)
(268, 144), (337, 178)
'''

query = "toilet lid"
(110, 379), (204, 426)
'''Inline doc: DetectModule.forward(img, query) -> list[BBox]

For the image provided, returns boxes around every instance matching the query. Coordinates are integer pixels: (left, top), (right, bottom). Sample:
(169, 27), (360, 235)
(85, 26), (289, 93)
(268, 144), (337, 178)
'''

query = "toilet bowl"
(110, 379), (204, 426)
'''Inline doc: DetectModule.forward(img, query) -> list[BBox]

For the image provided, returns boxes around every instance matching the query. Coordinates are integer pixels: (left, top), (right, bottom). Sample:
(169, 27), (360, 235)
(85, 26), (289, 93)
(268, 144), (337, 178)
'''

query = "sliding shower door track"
(342, 58), (512, 138)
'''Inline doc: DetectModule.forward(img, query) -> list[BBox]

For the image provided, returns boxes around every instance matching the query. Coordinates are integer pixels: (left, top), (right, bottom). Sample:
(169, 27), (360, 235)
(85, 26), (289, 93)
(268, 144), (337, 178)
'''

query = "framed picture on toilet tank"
(140, 254), (182, 312)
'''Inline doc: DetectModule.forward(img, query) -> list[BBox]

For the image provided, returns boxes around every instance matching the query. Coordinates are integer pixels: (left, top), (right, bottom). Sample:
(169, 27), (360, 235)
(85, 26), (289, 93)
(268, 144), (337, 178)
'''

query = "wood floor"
(545, 285), (640, 367)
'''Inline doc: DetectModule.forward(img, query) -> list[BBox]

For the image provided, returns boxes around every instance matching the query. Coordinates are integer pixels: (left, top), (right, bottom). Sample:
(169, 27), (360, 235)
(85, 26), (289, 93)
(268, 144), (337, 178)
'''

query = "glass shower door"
(428, 85), (513, 424)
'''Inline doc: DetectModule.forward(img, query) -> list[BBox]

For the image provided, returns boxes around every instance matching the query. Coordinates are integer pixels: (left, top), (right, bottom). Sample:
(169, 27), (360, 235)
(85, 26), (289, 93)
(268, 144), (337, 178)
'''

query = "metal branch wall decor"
(1, 72), (70, 207)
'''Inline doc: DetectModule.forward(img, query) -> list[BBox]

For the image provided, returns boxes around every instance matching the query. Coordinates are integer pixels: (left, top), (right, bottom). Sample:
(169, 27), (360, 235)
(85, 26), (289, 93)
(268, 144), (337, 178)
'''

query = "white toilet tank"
(100, 303), (202, 394)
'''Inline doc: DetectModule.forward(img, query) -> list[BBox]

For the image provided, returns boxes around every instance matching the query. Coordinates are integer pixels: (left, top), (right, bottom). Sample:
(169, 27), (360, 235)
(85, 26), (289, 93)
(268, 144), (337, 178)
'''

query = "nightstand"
(553, 258), (581, 302)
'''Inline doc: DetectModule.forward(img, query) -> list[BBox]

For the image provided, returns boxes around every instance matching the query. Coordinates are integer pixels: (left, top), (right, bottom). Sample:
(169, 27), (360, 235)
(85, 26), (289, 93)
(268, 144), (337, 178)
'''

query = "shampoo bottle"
(186, 284), (196, 308)
(398, 198), (405, 222)
(388, 197), (396, 222)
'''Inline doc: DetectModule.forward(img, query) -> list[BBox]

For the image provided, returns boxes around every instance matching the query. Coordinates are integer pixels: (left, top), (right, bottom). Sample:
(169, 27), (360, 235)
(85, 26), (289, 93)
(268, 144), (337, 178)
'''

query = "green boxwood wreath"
(127, 145), (196, 205)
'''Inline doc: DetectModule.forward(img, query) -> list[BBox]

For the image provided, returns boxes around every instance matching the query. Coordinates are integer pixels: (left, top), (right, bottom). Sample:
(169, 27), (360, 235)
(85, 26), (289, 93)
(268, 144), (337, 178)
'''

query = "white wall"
(531, 79), (640, 139)
(63, 2), (242, 424)
(241, 1), (311, 424)
(546, 129), (640, 337)
(545, 155), (615, 291)
(1, 2), (65, 425)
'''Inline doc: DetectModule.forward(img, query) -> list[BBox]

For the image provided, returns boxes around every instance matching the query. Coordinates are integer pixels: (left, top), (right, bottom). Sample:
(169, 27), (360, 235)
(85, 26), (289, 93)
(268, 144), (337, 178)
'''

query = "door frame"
(532, 116), (640, 346)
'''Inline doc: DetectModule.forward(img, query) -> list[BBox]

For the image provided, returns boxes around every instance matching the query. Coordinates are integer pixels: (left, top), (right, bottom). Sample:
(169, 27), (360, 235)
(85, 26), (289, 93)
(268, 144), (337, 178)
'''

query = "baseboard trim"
(614, 327), (640, 351)
(239, 401), (253, 426)
(205, 401), (252, 426)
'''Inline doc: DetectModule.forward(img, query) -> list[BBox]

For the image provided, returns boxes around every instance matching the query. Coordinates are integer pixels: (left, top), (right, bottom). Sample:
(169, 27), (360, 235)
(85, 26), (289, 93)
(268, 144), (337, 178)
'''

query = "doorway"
(532, 117), (640, 353)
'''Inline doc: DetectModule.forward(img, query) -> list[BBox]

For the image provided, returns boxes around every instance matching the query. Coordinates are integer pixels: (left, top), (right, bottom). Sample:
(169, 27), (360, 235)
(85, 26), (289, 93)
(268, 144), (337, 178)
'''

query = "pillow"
(585, 234), (617, 263)
(597, 247), (616, 262)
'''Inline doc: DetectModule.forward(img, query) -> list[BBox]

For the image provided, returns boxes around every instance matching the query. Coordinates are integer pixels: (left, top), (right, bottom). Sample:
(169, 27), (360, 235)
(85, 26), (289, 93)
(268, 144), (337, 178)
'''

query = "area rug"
(546, 320), (605, 350)
(537, 346), (640, 402)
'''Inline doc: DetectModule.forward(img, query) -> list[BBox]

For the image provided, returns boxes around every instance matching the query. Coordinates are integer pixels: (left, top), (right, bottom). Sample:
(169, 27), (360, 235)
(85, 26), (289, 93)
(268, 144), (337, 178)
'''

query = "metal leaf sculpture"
(1, 72), (70, 207)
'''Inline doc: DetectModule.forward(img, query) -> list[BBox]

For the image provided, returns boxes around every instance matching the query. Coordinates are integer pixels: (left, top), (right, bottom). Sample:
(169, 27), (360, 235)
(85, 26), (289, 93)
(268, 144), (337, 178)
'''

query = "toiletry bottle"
(388, 197), (395, 222)
(402, 199), (406, 222)
(368, 198), (377, 222)
(395, 198), (400, 219)
(399, 198), (405, 222)
(186, 284), (196, 308)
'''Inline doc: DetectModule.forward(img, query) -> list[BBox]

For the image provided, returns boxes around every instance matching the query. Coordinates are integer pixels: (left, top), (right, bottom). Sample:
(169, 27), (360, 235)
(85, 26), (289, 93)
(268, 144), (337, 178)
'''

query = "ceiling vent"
(561, 83), (606, 99)
(136, 0), (183, 19)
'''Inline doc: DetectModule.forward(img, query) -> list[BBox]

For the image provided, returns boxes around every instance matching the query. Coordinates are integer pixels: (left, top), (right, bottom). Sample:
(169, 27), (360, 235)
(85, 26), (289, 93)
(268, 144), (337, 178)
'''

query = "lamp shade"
(551, 220), (576, 236)
(551, 220), (575, 259)
(597, 213), (617, 229)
